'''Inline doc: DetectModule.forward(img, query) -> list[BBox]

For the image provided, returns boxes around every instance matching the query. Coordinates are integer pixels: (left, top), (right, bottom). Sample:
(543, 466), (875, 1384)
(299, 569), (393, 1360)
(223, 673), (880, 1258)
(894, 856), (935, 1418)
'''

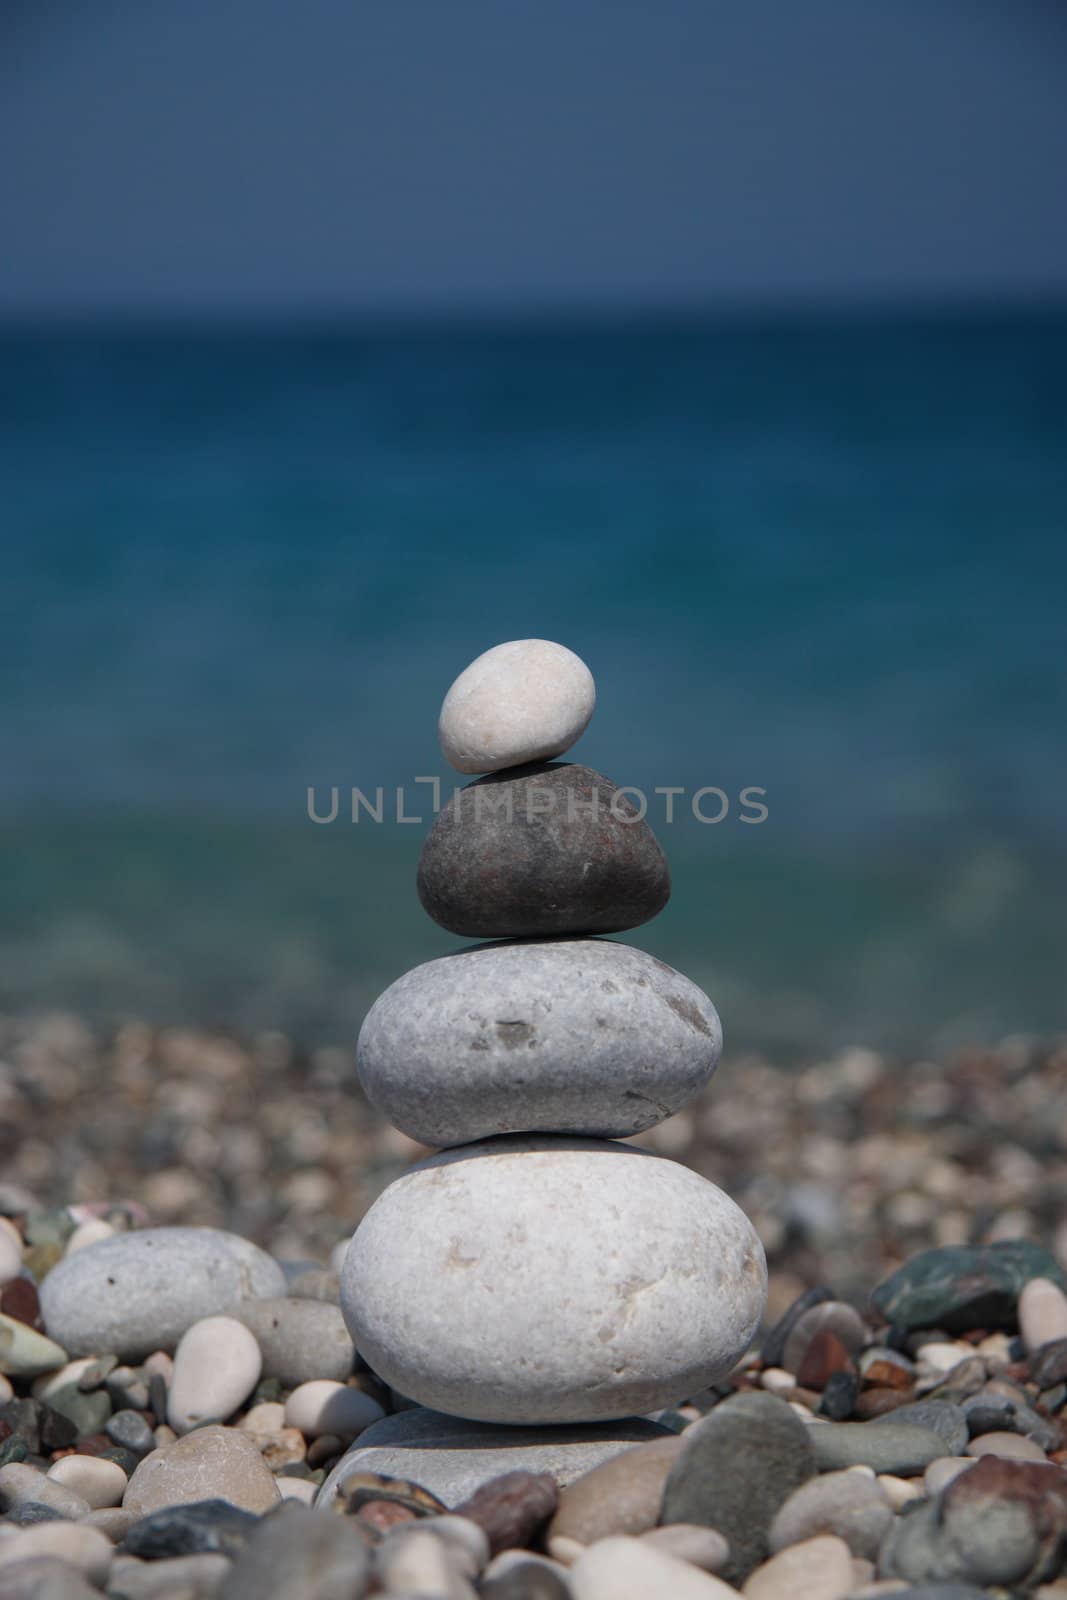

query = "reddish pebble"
(862, 1360), (915, 1392)
(0, 1278), (42, 1330)
(854, 1387), (911, 1419)
(797, 1329), (855, 1389)
(456, 1470), (559, 1555)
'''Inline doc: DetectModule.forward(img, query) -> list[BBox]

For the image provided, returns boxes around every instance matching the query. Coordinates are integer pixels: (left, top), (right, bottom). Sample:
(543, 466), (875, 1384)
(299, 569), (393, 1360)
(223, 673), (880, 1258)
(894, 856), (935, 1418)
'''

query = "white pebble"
(915, 1341), (973, 1374)
(965, 1430), (1047, 1462)
(924, 1456), (976, 1495)
(329, 1239), (350, 1275)
(876, 1474), (924, 1510)
(1019, 1277), (1067, 1353)
(65, 1218), (117, 1255)
(438, 638), (596, 774)
(0, 1375), (12, 1403)
(277, 1477), (317, 1504)
(167, 1315), (262, 1434)
(0, 1220), (22, 1286)
(743, 1534), (854, 1599)
(47, 1454), (128, 1509)
(760, 1367), (796, 1394)
(571, 1535), (739, 1597)
(239, 1401), (287, 1434)
(284, 1379), (384, 1439)
(0, 1521), (113, 1583)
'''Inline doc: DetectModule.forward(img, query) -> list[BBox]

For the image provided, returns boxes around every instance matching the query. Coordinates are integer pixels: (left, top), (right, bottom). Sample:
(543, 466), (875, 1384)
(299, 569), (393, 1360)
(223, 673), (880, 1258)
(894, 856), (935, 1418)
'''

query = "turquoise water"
(3, 309), (1066, 1054)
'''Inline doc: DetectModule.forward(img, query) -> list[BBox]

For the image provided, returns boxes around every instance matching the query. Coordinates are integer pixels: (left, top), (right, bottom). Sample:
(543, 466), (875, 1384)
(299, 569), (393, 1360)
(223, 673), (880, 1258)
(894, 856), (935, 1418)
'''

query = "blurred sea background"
(4, 308), (1065, 1057)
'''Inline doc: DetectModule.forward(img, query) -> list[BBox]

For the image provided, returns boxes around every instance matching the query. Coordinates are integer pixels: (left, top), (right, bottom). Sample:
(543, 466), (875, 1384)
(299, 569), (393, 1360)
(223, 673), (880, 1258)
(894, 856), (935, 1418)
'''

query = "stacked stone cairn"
(328, 639), (767, 1505)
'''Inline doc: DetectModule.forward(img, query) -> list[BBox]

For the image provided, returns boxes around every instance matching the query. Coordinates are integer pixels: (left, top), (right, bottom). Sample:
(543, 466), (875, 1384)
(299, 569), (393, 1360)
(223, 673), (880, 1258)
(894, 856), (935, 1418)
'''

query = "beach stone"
(316, 1409), (671, 1508)
(0, 1522), (113, 1584)
(287, 1269), (341, 1305)
(1020, 1278), (1067, 1353)
(811, 1422), (947, 1475)
(781, 1303), (866, 1377)
(0, 1315), (67, 1378)
(0, 1225), (22, 1287)
(743, 1534), (853, 1600)
(84, 1507), (133, 1541)
(761, 1289), (835, 1369)
(872, 1403), (968, 1454)
(106, 1410), (156, 1458)
(233, 1298), (355, 1385)
(167, 1316), (261, 1434)
(640, 1523), (730, 1571)
(570, 1535), (738, 1598)
(964, 1429), (1048, 1460)
(454, 1471), (558, 1554)
(660, 1392), (816, 1584)
(924, 1458), (976, 1496)
(283, 1379), (383, 1439)
(39, 1228), (286, 1360)
(0, 1556), (102, 1600)
(124, 1499), (261, 1561)
(409, 1514), (490, 1577)
(768, 1470), (893, 1560)
(376, 1523), (476, 1597)
(277, 1479), (317, 1504)
(45, 1454), (126, 1509)
(870, 1241), (1066, 1333)
(438, 639), (596, 775)
(0, 1464), (90, 1520)
(417, 763), (670, 939)
(342, 1137), (765, 1424)
(548, 1436), (683, 1544)
(356, 940), (721, 1147)
(123, 1425), (281, 1515)
(1031, 1338), (1067, 1390)
(106, 1552), (231, 1597)
(481, 1550), (573, 1599)
(878, 1453), (1067, 1589)
(223, 1501), (369, 1599)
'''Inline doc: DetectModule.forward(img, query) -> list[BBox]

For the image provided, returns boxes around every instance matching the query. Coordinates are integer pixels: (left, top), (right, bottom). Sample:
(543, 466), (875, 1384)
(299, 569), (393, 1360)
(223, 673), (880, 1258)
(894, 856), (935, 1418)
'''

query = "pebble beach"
(3, 638), (1067, 1598)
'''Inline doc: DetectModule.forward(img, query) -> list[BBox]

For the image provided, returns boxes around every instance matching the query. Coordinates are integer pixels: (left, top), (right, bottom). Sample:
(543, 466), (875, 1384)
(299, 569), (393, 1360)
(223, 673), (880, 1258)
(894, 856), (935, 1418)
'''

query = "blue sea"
(3, 308), (1066, 1056)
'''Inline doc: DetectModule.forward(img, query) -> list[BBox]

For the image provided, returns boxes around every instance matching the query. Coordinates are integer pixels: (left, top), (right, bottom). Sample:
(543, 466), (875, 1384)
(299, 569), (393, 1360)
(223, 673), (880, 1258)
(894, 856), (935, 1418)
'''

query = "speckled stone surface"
(357, 939), (721, 1147)
(438, 639), (596, 775)
(416, 763), (670, 939)
(39, 1228), (287, 1360)
(340, 1137), (766, 1425)
(315, 1408), (672, 1509)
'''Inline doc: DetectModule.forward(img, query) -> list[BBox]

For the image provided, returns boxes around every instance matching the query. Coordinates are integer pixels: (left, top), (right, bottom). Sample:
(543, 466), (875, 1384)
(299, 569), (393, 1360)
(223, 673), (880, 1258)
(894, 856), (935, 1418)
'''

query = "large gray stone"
(417, 763), (670, 939)
(341, 1137), (766, 1425)
(357, 939), (721, 1148)
(40, 1229), (286, 1360)
(233, 1299), (355, 1385)
(315, 1408), (671, 1509)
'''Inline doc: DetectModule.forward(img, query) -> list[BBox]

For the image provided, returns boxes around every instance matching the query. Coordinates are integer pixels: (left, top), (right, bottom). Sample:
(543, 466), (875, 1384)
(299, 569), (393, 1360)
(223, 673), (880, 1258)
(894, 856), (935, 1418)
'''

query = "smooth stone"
(123, 1499), (262, 1560)
(1030, 1337), (1067, 1389)
(0, 1555), (102, 1600)
(870, 1241), (1066, 1333)
(417, 763), (671, 939)
(167, 1316), (261, 1434)
(454, 1469), (558, 1556)
(0, 1464), (90, 1520)
(411, 1514), (490, 1576)
(106, 1552), (231, 1598)
(40, 1384), (111, 1440)
(286, 1269), (341, 1305)
(964, 1430), (1047, 1461)
(0, 1374), (12, 1402)
(0, 1522), (113, 1584)
(84, 1507), (134, 1541)
(640, 1524), (730, 1571)
(316, 1409), (672, 1508)
(106, 1410), (156, 1458)
(548, 1436), (683, 1544)
(1019, 1278), (1067, 1353)
(224, 1501), (369, 1599)
(743, 1534), (853, 1600)
(481, 1550), (573, 1599)
(45, 1454), (127, 1509)
(660, 1392), (816, 1584)
(872, 1403), (969, 1455)
(924, 1457), (977, 1495)
(233, 1298), (355, 1385)
(40, 1229), (287, 1360)
(877, 1474), (924, 1511)
(64, 1219), (116, 1255)
(277, 1478), (317, 1504)
(357, 940), (721, 1147)
(123, 1426), (281, 1515)
(781, 1303), (866, 1377)
(342, 1137), (765, 1425)
(768, 1469), (893, 1560)
(376, 1524), (475, 1597)
(0, 1315), (67, 1378)
(570, 1535), (739, 1598)
(283, 1379), (384, 1439)
(0, 1225), (22, 1286)
(439, 639), (596, 775)
(811, 1423), (948, 1475)
(761, 1288), (835, 1369)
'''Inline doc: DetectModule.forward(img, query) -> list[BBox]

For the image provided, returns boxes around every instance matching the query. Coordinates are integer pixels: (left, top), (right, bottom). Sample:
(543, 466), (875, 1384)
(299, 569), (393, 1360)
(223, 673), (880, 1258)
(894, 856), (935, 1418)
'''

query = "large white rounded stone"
(341, 1137), (766, 1425)
(39, 1227), (287, 1359)
(438, 639), (595, 774)
(357, 940), (721, 1147)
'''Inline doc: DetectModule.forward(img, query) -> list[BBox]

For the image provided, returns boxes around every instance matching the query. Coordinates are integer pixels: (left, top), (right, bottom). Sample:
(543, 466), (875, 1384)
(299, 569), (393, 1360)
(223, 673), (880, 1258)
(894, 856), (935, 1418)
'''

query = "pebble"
(454, 1470), (559, 1555)
(39, 1227), (287, 1359)
(45, 1454), (127, 1508)
(660, 1392), (816, 1584)
(223, 1501), (369, 1600)
(376, 1524), (477, 1598)
(0, 1463), (91, 1520)
(123, 1424), (281, 1515)
(811, 1422), (948, 1475)
(413, 1514), (490, 1577)
(342, 1137), (765, 1424)
(871, 1401), (969, 1454)
(233, 1297), (355, 1385)
(106, 1552), (232, 1597)
(964, 1429), (1048, 1461)
(869, 1241), (1066, 1333)
(915, 1341), (973, 1376)
(1031, 1337), (1067, 1389)
(0, 1374), (12, 1402)
(767, 1469), (893, 1559)
(0, 1313), (67, 1378)
(0, 1521), (113, 1584)
(743, 1534), (853, 1600)
(1019, 1277), (1067, 1353)
(123, 1499), (263, 1559)
(167, 1315), (262, 1433)
(64, 1218), (116, 1255)
(876, 1475), (924, 1510)
(547, 1435), (683, 1544)
(781, 1302), (867, 1376)
(277, 1478), (317, 1504)
(106, 1410), (157, 1458)
(356, 939), (722, 1147)
(84, 1507), (134, 1542)
(924, 1457), (976, 1495)
(640, 1524), (730, 1571)
(570, 1535), (740, 1599)
(761, 1288), (834, 1369)
(481, 1550), (573, 1599)
(284, 1378), (384, 1438)
(0, 1222), (21, 1286)
(239, 1400), (286, 1434)
(438, 639), (596, 775)
(316, 1409), (670, 1508)
(416, 763), (671, 939)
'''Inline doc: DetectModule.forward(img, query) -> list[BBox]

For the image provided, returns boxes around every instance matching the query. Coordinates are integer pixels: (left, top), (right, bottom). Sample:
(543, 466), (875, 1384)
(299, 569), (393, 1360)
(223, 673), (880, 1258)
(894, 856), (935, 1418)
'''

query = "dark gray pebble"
(123, 1498), (263, 1559)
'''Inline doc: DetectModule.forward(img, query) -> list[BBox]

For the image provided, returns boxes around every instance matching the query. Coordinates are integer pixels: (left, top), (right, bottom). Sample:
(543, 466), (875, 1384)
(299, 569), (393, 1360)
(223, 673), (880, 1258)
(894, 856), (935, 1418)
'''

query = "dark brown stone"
(796, 1329), (855, 1389)
(0, 1278), (42, 1330)
(455, 1470), (559, 1554)
(416, 763), (670, 938)
(854, 1387), (912, 1419)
